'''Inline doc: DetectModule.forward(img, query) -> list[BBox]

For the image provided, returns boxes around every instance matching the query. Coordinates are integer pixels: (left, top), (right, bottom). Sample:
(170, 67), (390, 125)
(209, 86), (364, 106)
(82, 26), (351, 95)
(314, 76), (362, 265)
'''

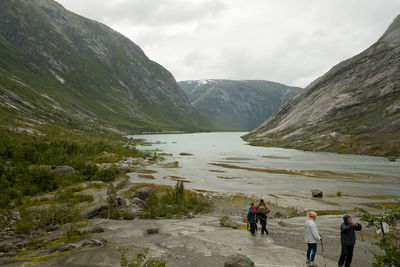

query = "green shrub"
(143, 182), (210, 219)
(0, 125), (149, 208)
(93, 166), (120, 182)
(122, 212), (135, 220)
(337, 191), (342, 197)
(110, 209), (123, 220)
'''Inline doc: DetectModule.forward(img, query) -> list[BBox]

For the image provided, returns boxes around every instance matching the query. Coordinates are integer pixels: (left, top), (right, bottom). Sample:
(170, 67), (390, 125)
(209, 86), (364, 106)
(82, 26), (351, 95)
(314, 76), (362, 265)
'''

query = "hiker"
(247, 205), (258, 236)
(257, 199), (270, 235)
(246, 202), (258, 232)
(116, 198), (122, 207)
(338, 215), (362, 267)
(304, 211), (321, 267)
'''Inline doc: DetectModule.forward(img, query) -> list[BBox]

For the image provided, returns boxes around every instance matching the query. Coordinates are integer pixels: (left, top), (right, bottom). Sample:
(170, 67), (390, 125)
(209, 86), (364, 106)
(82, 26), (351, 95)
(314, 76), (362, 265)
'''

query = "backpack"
(258, 206), (270, 216)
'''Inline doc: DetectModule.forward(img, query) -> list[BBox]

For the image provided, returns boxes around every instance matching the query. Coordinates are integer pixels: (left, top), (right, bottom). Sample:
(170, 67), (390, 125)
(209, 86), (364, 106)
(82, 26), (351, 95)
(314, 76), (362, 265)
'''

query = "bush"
(358, 205), (400, 266)
(143, 182), (210, 219)
(0, 125), (149, 208)
(122, 212), (135, 220)
(93, 166), (120, 182)
(337, 191), (342, 197)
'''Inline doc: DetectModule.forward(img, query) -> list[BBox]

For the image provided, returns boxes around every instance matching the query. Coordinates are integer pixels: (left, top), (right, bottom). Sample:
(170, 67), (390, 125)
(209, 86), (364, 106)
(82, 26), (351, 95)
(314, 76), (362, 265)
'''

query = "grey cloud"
(57, 0), (400, 87)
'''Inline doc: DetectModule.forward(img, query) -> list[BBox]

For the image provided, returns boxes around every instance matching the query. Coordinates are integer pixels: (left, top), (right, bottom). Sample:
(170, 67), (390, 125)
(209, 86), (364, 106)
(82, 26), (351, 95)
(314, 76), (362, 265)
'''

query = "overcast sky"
(57, 0), (400, 87)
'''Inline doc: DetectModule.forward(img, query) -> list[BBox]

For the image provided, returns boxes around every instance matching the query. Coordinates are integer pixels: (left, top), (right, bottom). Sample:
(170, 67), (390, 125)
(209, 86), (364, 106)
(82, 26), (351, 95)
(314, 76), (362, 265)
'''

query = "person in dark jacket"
(257, 200), (270, 235)
(246, 202), (258, 232)
(247, 205), (258, 236)
(338, 215), (362, 267)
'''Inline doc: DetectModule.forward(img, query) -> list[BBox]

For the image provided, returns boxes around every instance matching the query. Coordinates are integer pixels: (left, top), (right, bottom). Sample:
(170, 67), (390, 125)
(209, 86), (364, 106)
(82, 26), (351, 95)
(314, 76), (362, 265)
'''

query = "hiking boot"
(309, 262), (318, 267)
(306, 259), (310, 265)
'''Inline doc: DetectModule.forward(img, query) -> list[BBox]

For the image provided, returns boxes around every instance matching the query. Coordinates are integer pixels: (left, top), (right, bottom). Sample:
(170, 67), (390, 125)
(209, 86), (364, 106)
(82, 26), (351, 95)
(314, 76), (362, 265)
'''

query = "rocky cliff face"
(244, 15), (400, 157)
(179, 80), (301, 131)
(0, 0), (211, 133)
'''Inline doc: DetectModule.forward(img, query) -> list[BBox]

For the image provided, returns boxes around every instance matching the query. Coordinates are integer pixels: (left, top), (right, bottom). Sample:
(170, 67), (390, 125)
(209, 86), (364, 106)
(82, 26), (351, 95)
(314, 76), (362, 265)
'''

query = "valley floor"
(0, 189), (377, 267)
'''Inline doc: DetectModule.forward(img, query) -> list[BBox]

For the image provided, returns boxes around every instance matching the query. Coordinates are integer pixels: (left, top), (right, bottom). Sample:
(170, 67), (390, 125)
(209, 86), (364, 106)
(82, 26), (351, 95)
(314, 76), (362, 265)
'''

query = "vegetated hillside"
(179, 80), (302, 131)
(244, 15), (400, 157)
(0, 0), (212, 133)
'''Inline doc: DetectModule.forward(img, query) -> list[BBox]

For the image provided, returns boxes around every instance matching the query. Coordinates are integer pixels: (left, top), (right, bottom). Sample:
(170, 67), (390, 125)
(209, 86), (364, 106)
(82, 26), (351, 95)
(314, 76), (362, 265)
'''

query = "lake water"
(128, 132), (400, 199)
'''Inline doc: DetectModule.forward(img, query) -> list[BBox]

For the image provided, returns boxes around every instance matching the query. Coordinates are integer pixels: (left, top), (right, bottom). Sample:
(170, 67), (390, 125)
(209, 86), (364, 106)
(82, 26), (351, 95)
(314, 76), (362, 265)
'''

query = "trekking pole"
(320, 239), (327, 267)
(360, 229), (367, 255)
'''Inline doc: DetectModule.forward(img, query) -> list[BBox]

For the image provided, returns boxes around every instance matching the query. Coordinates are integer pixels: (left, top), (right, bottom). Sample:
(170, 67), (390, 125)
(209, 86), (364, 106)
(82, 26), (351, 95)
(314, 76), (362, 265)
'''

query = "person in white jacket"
(304, 211), (322, 266)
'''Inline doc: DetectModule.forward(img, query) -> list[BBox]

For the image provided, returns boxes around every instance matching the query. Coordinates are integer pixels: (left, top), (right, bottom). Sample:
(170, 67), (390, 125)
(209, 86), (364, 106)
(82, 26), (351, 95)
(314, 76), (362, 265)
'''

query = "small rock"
(90, 181), (104, 185)
(50, 166), (76, 175)
(91, 239), (104, 247)
(46, 224), (60, 232)
(81, 238), (107, 247)
(4, 161), (12, 167)
(311, 189), (323, 198)
(224, 254), (255, 267)
(86, 225), (105, 233)
(146, 228), (159, 235)
(81, 240), (93, 247)
(187, 212), (195, 218)
(0, 242), (17, 252)
(50, 242), (75, 252)
(3, 252), (17, 258)
(388, 157), (396, 162)
(133, 187), (155, 201)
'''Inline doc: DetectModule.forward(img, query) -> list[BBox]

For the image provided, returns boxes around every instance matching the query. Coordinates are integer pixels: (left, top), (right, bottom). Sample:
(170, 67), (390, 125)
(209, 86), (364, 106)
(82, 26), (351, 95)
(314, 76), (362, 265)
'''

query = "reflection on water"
(128, 132), (400, 197)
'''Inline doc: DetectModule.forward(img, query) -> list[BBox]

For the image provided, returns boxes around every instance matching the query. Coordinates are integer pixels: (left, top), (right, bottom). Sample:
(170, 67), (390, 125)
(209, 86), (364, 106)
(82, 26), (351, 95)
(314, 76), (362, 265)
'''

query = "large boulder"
(50, 166), (76, 175)
(311, 189), (323, 198)
(132, 187), (155, 201)
(80, 201), (108, 219)
(224, 254), (254, 267)
(130, 197), (147, 208)
(219, 216), (238, 229)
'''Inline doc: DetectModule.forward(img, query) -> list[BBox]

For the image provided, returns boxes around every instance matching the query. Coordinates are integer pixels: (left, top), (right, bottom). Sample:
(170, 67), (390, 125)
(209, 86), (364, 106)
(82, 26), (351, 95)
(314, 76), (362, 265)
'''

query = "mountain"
(243, 15), (400, 157)
(179, 80), (302, 131)
(0, 0), (211, 133)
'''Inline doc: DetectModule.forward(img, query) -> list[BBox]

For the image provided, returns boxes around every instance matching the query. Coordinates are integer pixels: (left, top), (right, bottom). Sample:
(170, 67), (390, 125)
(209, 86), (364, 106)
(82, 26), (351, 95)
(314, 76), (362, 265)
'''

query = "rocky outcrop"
(244, 15), (400, 157)
(180, 80), (301, 131)
(0, 0), (211, 133)
(80, 201), (108, 219)
(224, 254), (255, 267)
(132, 187), (155, 201)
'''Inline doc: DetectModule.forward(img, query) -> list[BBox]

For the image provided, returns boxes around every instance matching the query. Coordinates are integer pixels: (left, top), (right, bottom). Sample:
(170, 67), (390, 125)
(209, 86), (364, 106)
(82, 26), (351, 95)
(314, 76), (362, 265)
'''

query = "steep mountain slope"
(0, 0), (211, 133)
(179, 80), (302, 131)
(244, 15), (400, 157)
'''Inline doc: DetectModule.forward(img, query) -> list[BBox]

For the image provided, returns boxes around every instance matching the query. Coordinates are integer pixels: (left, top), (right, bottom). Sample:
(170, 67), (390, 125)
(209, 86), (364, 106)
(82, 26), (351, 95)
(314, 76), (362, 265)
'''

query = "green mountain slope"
(244, 15), (400, 157)
(179, 80), (302, 131)
(0, 0), (211, 133)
